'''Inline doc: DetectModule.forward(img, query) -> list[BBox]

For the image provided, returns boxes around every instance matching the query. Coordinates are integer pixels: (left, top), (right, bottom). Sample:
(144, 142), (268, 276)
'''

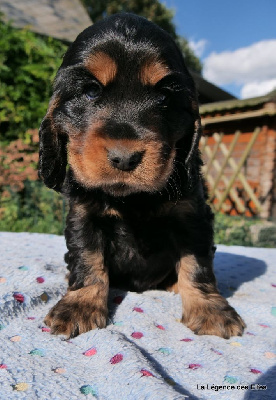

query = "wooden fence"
(200, 127), (264, 216)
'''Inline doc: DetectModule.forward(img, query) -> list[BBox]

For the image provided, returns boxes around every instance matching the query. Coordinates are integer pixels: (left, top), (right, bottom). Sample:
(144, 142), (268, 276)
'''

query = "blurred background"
(0, 0), (275, 247)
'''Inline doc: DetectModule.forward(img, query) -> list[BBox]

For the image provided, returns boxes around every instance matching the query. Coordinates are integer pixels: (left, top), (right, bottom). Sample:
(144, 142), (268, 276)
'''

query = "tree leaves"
(0, 16), (67, 141)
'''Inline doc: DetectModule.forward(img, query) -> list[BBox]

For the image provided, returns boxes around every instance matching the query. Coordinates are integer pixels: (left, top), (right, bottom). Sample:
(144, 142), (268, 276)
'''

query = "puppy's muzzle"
(107, 148), (144, 171)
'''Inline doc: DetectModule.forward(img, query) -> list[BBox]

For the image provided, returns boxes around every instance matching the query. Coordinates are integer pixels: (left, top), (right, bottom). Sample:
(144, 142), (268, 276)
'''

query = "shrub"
(0, 15), (67, 142)
(0, 180), (67, 235)
(0, 16), (68, 234)
(214, 212), (258, 247)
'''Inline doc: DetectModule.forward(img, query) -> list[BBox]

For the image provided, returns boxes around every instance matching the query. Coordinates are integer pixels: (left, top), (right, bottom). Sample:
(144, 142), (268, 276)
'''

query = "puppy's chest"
(104, 211), (179, 273)
(112, 216), (173, 251)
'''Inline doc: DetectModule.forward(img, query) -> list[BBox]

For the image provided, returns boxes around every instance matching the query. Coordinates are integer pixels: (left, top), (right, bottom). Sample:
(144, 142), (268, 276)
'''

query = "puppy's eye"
(156, 93), (169, 108)
(85, 83), (102, 100)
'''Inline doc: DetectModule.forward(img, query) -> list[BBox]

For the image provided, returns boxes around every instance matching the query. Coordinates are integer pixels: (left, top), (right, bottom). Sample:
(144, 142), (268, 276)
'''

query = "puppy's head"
(39, 13), (201, 196)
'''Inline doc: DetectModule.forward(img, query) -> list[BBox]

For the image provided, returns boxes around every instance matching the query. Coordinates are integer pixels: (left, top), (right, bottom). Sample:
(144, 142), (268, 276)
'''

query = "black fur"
(39, 13), (245, 338)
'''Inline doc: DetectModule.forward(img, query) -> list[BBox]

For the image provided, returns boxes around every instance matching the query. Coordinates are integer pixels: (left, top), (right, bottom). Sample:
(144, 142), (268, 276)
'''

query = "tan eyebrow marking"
(140, 59), (170, 85)
(85, 51), (117, 86)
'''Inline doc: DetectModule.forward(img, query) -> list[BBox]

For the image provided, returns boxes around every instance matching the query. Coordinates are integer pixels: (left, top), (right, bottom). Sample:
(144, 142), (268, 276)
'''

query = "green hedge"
(0, 15), (67, 142)
(0, 181), (67, 235)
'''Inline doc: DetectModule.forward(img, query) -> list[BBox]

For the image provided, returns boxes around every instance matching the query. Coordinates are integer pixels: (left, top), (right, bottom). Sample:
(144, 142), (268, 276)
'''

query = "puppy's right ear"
(39, 97), (67, 192)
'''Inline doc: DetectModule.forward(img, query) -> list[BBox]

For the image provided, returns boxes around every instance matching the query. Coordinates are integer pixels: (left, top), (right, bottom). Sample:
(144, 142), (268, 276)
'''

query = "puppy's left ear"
(185, 113), (202, 169)
(39, 96), (67, 192)
(183, 79), (203, 188)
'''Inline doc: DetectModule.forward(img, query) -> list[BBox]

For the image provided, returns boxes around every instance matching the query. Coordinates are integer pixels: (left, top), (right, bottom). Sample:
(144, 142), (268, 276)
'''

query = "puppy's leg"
(177, 254), (246, 339)
(44, 251), (108, 338)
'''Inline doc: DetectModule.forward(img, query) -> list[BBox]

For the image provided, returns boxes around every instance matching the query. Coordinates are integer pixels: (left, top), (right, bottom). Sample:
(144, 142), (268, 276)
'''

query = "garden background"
(0, 1), (275, 247)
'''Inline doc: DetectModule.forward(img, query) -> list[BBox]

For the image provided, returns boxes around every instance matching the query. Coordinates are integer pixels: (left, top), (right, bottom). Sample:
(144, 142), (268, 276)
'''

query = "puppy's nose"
(108, 149), (144, 171)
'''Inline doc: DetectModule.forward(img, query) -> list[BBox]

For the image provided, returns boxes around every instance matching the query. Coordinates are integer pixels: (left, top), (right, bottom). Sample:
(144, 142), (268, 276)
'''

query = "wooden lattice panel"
(200, 128), (262, 216)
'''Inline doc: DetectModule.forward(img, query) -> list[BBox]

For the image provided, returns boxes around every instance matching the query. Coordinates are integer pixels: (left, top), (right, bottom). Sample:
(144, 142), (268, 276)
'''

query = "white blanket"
(0, 232), (275, 399)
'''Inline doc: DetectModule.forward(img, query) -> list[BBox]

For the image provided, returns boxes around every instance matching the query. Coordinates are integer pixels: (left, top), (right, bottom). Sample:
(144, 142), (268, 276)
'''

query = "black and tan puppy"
(39, 13), (245, 338)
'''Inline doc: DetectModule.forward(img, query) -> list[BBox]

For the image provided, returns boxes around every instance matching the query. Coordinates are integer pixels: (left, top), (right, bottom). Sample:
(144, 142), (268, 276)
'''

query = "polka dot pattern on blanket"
(0, 233), (276, 399)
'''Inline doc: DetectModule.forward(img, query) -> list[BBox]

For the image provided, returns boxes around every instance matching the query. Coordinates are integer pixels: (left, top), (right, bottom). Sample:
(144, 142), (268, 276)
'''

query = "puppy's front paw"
(183, 296), (246, 339)
(44, 289), (107, 338)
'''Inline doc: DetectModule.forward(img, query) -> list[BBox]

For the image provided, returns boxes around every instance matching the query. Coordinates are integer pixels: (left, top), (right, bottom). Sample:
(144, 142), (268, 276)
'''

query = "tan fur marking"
(178, 254), (220, 326)
(85, 51), (117, 86)
(166, 282), (179, 293)
(44, 285), (108, 337)
(82, 250), (104, 270)
(68, 122), (175, 195)
(44, 250), (108, 338)
(102, 208), (122, 219)
(82, 250), (108, 287)
(177, 255), (246, 338)
(45, 96), (61, 136)
(46, 96), (60, 118)
(140, 59), (170, 85)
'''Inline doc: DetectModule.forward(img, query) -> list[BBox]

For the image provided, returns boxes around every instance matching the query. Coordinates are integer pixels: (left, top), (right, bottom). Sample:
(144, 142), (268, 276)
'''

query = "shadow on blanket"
(244, 365), (276, 399)
(214, 252), (267, 298)
(108, 252), (267, 321)
(116, 332), (200, 400)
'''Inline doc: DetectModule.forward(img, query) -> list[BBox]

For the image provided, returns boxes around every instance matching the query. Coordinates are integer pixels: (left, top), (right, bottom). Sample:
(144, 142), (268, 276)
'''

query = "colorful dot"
(141, 369), (154, 377)
(133, 307), (143, 313)
(0, 324), (6, 331)
(41, 327), (51, 332)
(13, 383), (29, 391)
(10, 335), (21, 342)
(258, 323), (270, 328)
(188, 364), (202, 370)
(246, 332), (255, 336)
(224, 376), (238, 384)
(265, 352), (276, 359)
(250, 368), (262, 374)
(113, 321), (123, 326)
(27, 316), (36, 320)
(113, 296), (123, 304)
(83, 347), (97, 356)
(155, 324), (165, 330)
(271, 307), (276, 317)
(13, 292), (24, 303)
(230, 342), (242, 347)
(80, 385), (97, 396)
(154, 298), (162, 303)
(131, 332), (143, 339)
(0, 364), (7, 369)
(36, 277), (45, 284)
(0, 277), (6, 283)
(271, 284), (276, 288)
(29, 348), (45, 357)
(18, 266), (29, 271)
(181, 338), (193, 342)
(110, 353), (123, 364)
(158, 347), (172, 355)
(53, 367), (66, 374)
